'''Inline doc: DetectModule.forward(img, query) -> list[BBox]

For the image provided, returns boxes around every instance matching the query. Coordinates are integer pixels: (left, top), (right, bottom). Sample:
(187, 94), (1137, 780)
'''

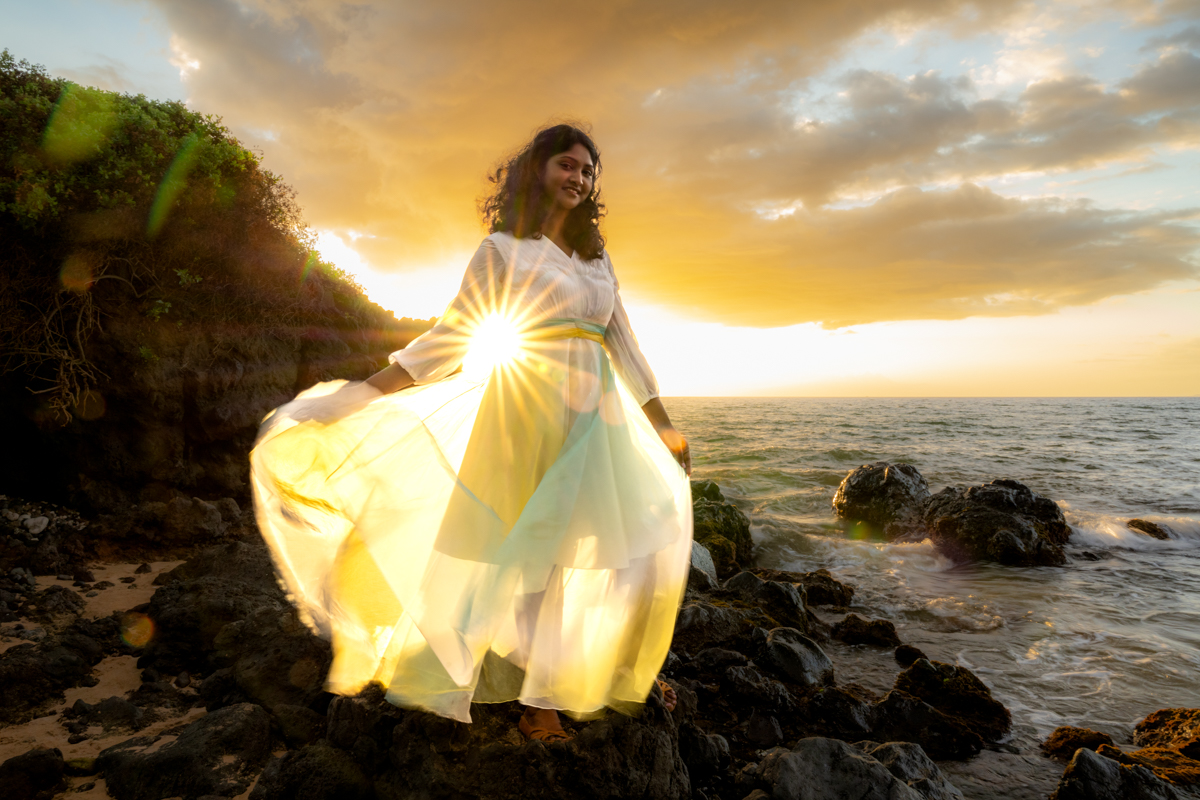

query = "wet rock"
(0, 747), (66, 800)
(725, 571), (809, 631)
(724, 664), (796, 711)
(689, 542), (718, 591)
(1095, 744), (1200, 786)
(858, 741), (966, 800)
(762, 626), (833, 688)
(895, 644), (927, 667)
(924, 479), (1070, 566)
(672, 601), (750, 653)
(832, 461), (931, 540)
(1048, 746), (1184, 800)
(693, 499), (753, 577)
(97, 702), (272, 800)
(755, 737), (928, 800)
(690, 647), (749, 673)
(751, 567), (856, 608)
(894, 658), (1011, 742)
(804, 684), (877, 739)
(1135, 708), (1200, 760)
(273, 704), (326, 748)
(250, 743), (372, 800)
(1041, 727), (1115, 760)
(871, 691), (984, 760)
(832, 613), (902, 647)
(1128, 519), (1172, 540)
(691, 479), (726, 503)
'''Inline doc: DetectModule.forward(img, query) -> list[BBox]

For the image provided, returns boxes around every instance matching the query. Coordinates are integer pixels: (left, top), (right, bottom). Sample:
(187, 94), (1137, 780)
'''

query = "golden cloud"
(146, 0), (1199, 327)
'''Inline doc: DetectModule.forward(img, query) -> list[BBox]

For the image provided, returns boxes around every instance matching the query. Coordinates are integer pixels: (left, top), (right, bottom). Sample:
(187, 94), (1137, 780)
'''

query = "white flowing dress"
(250, 232), (693, 723)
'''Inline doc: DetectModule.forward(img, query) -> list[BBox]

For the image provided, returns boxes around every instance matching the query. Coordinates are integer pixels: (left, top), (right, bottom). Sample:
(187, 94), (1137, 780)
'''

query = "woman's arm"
(366, 363), (415, 394)
(642, 397), (691, 476)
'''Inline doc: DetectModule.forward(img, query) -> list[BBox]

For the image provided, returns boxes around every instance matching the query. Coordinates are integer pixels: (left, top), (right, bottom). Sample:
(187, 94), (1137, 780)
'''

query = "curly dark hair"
(480, 124), (606, 260)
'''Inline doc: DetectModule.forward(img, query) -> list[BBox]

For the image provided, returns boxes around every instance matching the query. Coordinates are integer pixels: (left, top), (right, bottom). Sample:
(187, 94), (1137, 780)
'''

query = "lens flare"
(120, 612), (155, 648)
(42, 84), (117, 165)
(60, 252), (96, 293)
(148, 132), (203, 237)
(462, 314), (524, 379)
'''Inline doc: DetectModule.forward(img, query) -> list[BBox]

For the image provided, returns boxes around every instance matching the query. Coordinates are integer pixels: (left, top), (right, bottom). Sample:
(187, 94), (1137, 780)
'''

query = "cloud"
(143, 0), (1200, 327)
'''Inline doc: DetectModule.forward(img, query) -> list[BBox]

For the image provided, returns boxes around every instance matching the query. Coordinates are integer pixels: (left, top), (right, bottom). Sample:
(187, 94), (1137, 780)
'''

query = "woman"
(251, 124), (692, 743)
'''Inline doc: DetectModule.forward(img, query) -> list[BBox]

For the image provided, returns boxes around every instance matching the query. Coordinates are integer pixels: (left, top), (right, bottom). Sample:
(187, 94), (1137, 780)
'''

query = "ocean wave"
(1062, 505), (1200, 552)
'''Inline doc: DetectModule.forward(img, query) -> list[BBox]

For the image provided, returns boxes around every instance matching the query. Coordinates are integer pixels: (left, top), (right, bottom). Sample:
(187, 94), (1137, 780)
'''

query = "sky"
(5, 0), (1199, 396)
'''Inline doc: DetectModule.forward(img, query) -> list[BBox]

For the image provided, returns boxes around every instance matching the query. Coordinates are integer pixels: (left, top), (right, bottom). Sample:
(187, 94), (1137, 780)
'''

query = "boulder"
(831, 613), (901, 647)
(870, 691), (984, 760)
(0, 747), (67, 800)
(724, 664), (796, 711)
(1128, 519), (1172, 540)
(923, 479), (1070, 566)
(250, 743), (373, 800)
(671, 601), (750, 653)
(97, 702), (272, 800)
(1041, 727), (1115, 760)
(832, 461), (931, 540)
(1095, 744), (1200, 786)
(692, 499), (753, 577)
(754, 737), (929, 800)
(1135, 709), (1200, 760)
(762, 627), (834, 688)
(0, 617), (115, 723)
(691, 479), (726, 503)
(752, 567), (855, 607)
(858, 741), (966, 800)
(273, 704), (327, 748)
(724, 571), (809, 631)
(894, 658), (1011, 742)
(678, 722), (730, 780)
(895, 644), (927, 667)
(689, 542), (718, 591)
(1048, 746), (1184, 800)
(804, 685), (876, 739)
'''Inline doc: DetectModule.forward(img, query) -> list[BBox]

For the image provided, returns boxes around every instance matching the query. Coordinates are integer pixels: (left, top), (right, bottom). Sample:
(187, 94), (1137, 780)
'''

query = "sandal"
(657, 678), (678, 713)
(519, 712), (572, 743)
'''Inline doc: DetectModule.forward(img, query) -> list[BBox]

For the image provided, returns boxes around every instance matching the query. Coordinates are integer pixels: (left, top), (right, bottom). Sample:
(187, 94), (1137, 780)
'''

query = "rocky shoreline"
(1, 475), (1198, 799)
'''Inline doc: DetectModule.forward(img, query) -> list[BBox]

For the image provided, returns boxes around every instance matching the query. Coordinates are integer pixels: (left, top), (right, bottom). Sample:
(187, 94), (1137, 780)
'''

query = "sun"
(462, 314), (524, 379)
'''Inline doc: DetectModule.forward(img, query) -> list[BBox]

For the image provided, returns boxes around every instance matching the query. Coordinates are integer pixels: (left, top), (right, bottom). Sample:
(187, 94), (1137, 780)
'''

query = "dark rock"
(870, 691), (984, 760)
(762, 626), (833, 688)
(198, 668), (253, 711)
(1135, 709), (1200, 760)
(1128, 519), (1172, 540)
(273, 704), (327, 748)
(250, 743), (372, 800)
(78, 696), (146, 730)
(831, 613), (901, 647)
(725, 571), (809, 631)
(924, 479), (1070, 566)
(858, 741), (966, 800)
(691, 479), (726, 503)
(134, 563), (152, 574)
(894, 658), (1011, 742)
(693, 499), (753, 577)
(803, 684), (877, 738)
(691, 647), (749, 672)
(688, 542), (719, 592)
(326, 685), (405, 755)
(724, 664), (796, 711)
(895, 644), (927, 667)
(678, 722), (730, 780)
(1042, 727), (1115, 760)
(73, 570), (96, 583)
(672, 601), (750, 653)
(832, 461), (931, 540)
(97, 702), (272, 800)
(175, 671), (192, 689)
(1095, 744), (1200, 787)
(213, 603), (332, 710)
(756, 737), (929, 800)
(0, 747), (66, 800)
(1048, 746), (1184, 800)
(744, 709), (785, 747)
(19, 585), (86, 621)
(0, 623), (111, 723)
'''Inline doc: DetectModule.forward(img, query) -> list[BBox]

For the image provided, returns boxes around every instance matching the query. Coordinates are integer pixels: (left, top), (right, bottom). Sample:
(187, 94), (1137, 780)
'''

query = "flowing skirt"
(250, 339), (692, 722)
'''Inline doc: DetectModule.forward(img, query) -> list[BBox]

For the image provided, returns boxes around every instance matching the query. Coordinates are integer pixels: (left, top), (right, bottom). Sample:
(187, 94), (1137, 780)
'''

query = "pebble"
(86, 591), (99, 597)
(23, 516), (50, 534)
(120, 577), (136, 584)
(2, 509), (18, 521)
(135, 563), (152, 574)
(68, 733), (88, 744)
(57, 574), (73, 581)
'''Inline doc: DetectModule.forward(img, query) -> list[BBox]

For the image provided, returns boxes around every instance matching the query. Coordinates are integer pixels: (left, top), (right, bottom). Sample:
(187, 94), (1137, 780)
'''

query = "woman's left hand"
(657, 426), (691, 476)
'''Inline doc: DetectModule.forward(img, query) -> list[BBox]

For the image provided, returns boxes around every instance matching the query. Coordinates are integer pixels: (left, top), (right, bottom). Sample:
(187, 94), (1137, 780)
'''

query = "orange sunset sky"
(9, 0), (1200, 395)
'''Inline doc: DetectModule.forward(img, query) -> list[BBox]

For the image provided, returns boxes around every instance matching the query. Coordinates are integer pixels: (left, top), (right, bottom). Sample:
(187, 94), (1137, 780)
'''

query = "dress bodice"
(390, 232), (660, 405)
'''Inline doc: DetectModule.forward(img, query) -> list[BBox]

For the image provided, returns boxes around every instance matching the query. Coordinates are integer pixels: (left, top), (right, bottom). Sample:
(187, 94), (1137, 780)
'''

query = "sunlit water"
(669, 397), (1200, 748)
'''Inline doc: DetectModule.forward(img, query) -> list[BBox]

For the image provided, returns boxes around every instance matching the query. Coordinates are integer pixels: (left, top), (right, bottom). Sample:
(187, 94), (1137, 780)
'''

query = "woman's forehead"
(553, 142), (594, 166)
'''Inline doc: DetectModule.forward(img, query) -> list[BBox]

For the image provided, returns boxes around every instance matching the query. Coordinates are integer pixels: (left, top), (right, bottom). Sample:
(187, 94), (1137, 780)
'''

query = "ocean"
(668, 397), (1200, 753)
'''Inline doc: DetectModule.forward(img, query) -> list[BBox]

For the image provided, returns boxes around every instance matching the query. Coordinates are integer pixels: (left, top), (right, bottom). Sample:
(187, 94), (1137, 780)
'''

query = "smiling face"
(541, 142), (595, 213)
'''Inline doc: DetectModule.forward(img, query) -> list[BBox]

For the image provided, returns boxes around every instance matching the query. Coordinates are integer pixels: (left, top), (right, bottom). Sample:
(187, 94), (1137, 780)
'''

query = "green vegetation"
(0, 50), (399, 420)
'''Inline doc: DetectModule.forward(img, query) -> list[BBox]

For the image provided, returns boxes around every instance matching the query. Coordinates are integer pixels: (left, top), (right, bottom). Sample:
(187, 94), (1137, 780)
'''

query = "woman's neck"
(539, 209), (572, 257)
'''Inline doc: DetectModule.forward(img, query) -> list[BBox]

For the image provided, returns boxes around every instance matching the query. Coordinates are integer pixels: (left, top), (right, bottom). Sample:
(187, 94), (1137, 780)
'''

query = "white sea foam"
(1063, 503), (1200, 552)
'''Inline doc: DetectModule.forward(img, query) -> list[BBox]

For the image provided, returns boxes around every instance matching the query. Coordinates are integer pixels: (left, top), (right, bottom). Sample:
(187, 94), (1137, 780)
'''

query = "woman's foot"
(519, 706), (571, 743)
(657, 678), (678, 712)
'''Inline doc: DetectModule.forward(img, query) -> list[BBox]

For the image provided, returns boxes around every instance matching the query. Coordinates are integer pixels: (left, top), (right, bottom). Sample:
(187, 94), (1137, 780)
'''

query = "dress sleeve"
(388, 237), (505, 384)
(603, 253), (661, 406)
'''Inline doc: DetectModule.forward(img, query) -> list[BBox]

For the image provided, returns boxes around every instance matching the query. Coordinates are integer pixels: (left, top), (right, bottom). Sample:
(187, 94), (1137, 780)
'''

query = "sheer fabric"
(251, 233), (692, 722)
